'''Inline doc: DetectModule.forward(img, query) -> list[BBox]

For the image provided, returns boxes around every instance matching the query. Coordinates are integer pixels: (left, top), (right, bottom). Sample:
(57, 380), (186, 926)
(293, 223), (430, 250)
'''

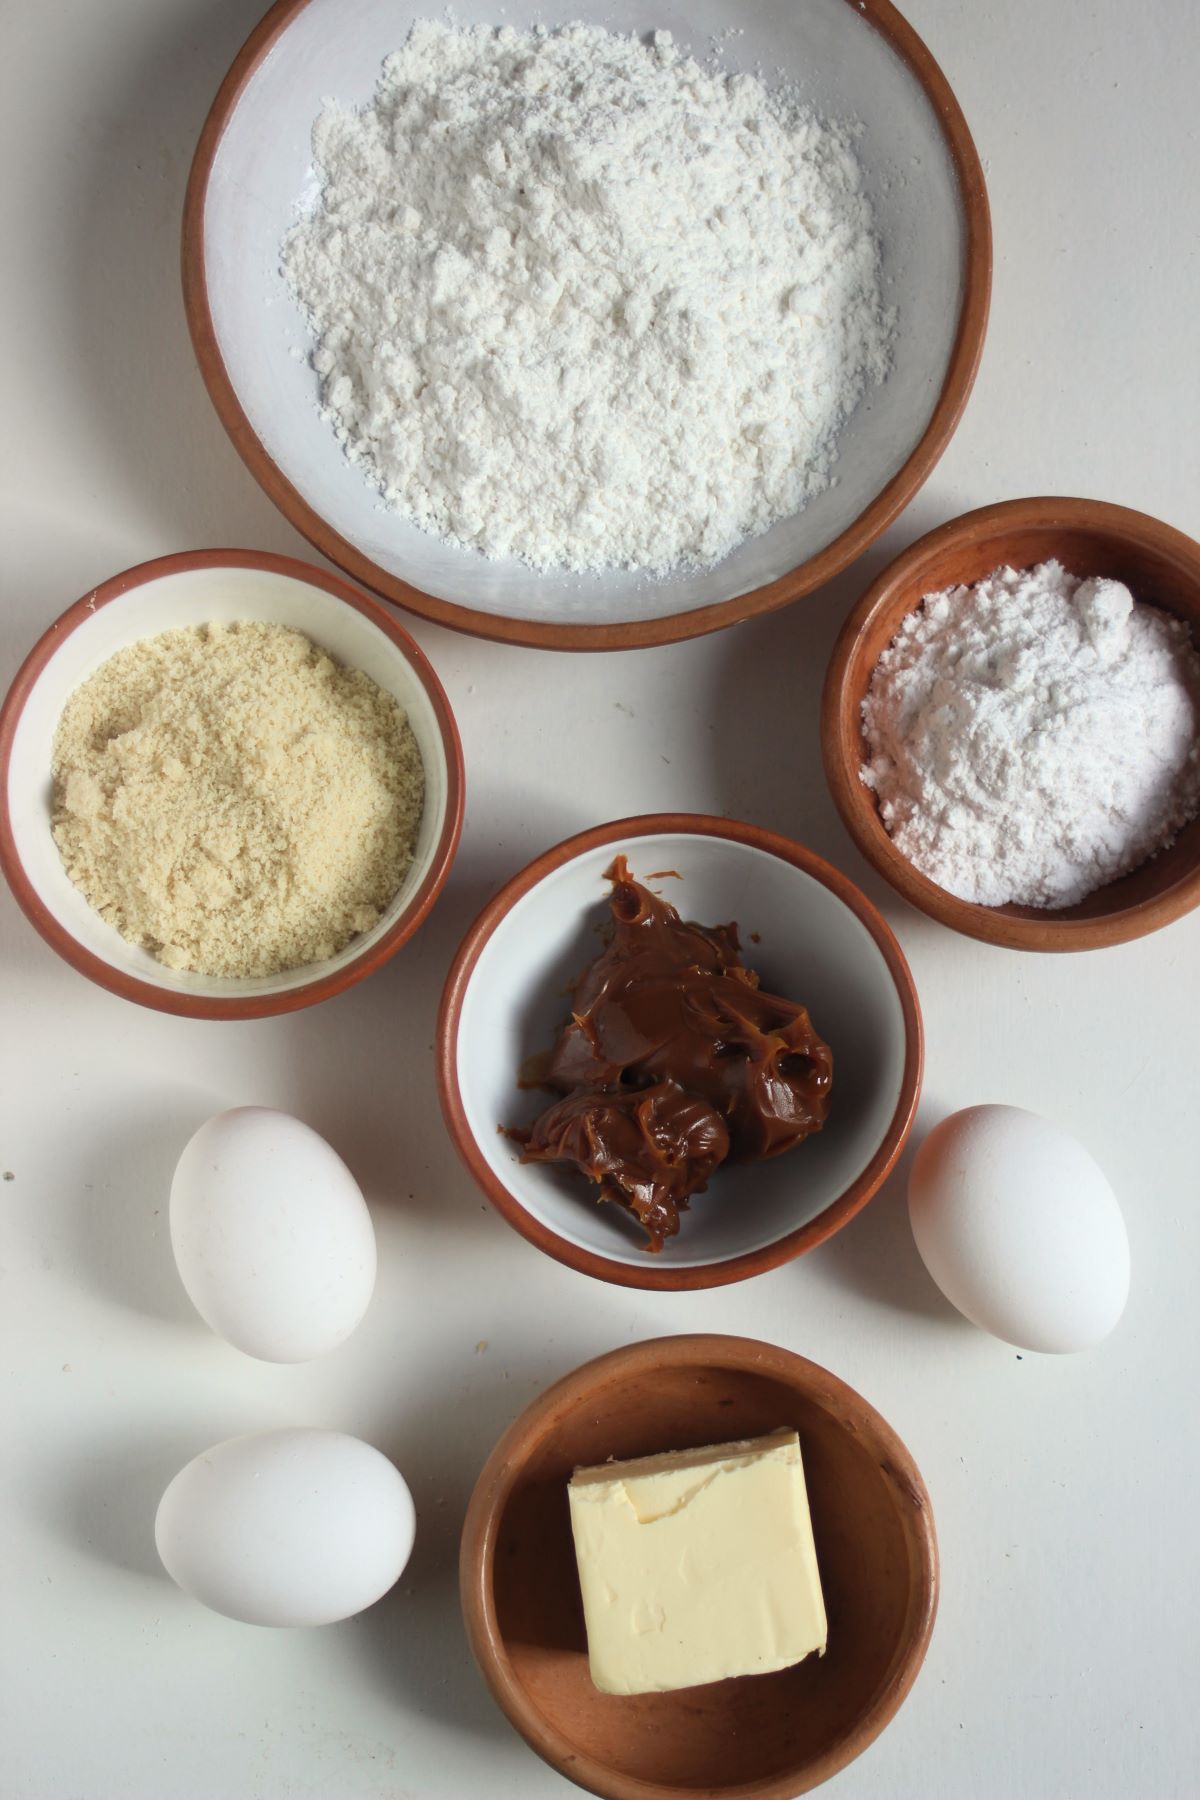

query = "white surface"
(206, 0), (964, 623)
(1, 1), (1198, 1797)
(5, 560), (454, 1000)
(457, 829), (907, 1269)
(155, 1429), (415, 1625)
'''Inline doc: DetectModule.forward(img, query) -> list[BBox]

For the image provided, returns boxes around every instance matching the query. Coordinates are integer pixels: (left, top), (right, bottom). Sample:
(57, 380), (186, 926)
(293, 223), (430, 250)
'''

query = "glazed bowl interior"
(190, 0), (986, 644)
(823, 499), (1200, 951)
(3, 559), (457, 1009)
(462, 1335), (937, 1799)
(443, 822), (921, 1284)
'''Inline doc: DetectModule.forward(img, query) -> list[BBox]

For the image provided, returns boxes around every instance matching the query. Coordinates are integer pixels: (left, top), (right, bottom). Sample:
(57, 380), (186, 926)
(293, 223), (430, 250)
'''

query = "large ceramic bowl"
(461, 1334), (939, 1799)
(821, 497), (1200, 951)
(437, 815), (923, 1287)
(0, 551), (463, 1018)
(183, 0), (989, 650)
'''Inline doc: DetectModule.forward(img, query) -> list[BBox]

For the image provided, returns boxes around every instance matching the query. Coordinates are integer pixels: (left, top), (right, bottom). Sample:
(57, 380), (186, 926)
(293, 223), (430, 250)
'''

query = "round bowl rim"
(0, 547), (465, 1019)
(181, 0), (992, 652)
(436, 812), (924, 1289)
(459, 1331), (940, 1800)
(820, 494), (1200, 952)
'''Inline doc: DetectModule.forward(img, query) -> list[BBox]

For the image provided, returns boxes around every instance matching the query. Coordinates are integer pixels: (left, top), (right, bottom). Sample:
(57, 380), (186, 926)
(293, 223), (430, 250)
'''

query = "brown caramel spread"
(515, 858), (832, 1251)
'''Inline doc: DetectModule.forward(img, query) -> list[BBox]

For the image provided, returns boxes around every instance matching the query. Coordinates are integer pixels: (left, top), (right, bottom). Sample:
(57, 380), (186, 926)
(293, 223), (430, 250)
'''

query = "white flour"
(860, 561), (1200, 908)
(282, 20), (892, 575)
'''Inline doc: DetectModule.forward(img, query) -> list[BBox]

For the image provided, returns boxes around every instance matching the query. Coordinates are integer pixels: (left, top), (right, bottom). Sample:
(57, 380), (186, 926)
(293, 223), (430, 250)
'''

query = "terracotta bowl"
(0, 551), (463, 1017)
(822, 497), (1200, 951)
(437, 815), (922, 1289)
(183, 0), (989, 650)
(461, 1333), (938, 1800)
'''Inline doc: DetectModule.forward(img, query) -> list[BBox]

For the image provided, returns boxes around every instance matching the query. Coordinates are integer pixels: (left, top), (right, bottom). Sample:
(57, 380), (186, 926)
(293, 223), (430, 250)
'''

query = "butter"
(567, 1427), (826, 1695)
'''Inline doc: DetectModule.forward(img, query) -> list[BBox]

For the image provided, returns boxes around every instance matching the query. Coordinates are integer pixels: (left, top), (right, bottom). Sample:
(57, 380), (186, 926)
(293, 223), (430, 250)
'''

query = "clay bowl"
(0, 550), (463, 1018)
(183, 0), (989, 650)
(461, 1333), (938, 1800)
(822, 497), (1200, 951)
(437, 815), (922, 1289)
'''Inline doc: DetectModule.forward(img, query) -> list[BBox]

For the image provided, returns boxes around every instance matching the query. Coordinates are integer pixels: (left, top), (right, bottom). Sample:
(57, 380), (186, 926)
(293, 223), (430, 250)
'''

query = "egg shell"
(155, 1429), (415, 1626)
(908, 1104), (1130, 1353)
(170, 1107), (376, 1362)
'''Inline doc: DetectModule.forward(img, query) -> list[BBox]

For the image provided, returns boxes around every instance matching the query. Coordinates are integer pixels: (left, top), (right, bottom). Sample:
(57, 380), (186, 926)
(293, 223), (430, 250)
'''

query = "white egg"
(170, 1107), (376, 1362)
(155, 1429), (415, 1626)
(908, 1104), (1130, 1353)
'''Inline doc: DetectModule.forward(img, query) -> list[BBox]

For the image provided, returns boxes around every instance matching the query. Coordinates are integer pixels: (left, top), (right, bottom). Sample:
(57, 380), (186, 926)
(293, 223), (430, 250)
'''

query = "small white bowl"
(438, 815), (923, 1289)
(0, 551), (463, 1018)
(184, 0), (989, 649)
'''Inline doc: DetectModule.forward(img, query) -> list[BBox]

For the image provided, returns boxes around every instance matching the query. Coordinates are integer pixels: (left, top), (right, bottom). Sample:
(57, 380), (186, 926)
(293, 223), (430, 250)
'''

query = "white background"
(2, 2), (1198, 1797)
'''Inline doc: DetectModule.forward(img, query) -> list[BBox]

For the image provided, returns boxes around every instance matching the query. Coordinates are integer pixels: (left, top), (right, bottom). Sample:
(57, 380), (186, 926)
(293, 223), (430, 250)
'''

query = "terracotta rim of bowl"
(460, 1332), (940, 1800)
(437, 813), (923, 1288)
(821, 495), (1200, 951)
(0, 549), (465, 1019)
(181, 0), (991, 652)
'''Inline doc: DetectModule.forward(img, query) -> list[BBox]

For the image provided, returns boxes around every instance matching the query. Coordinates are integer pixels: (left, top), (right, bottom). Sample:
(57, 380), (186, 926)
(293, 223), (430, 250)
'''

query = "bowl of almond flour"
(184, 0), (989, 649)
(0, 552), (464, 1017)
(821, 498), (1200, 952)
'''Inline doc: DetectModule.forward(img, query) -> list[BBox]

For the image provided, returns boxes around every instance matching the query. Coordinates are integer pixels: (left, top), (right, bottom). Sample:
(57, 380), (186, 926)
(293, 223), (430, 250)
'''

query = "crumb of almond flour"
(51, 621), (424, 976)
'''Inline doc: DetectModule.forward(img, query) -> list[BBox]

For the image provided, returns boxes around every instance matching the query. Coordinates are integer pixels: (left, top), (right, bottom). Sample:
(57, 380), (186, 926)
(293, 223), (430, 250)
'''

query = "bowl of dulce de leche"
(437, 814), (923, 1290)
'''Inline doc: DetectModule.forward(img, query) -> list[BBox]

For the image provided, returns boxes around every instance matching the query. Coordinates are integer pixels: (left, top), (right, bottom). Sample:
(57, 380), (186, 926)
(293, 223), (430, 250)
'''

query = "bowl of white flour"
(185, 0), (989, 648)
(822, 497), (1200, 951)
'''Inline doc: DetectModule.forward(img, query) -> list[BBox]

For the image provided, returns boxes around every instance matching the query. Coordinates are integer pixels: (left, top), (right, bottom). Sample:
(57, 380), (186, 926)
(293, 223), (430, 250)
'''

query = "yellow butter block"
(568, 1427), (827, 1695)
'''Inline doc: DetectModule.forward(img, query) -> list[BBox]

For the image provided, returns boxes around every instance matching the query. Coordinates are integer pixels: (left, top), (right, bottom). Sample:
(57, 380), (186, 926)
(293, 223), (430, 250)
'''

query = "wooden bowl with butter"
(460, 1333), (938, 1800)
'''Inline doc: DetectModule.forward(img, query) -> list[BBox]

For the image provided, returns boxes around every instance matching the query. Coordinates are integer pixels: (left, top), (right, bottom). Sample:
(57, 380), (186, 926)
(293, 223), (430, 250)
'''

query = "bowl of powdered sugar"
(0, 552), (463, 1017)
(184, 0), (989, 649)
(822, 497), (1200, 951)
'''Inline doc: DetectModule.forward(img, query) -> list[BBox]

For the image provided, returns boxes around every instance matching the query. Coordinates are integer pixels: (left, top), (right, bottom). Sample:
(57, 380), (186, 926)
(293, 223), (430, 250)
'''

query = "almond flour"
(51, 622), (424, 976)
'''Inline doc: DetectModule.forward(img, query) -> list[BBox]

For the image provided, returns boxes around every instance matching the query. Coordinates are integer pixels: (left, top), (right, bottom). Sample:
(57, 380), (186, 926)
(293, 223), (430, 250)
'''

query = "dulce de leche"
(515, 858), (832, 1250)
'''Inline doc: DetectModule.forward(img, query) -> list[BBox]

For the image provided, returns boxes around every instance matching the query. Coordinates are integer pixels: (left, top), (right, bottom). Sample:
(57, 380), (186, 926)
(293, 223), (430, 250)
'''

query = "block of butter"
(567, 1427), (826, 1695)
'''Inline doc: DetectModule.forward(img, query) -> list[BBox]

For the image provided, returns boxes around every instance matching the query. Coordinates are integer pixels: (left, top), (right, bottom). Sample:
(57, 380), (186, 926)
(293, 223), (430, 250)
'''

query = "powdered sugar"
(282, 20), (892, 575)
(860, 561), (1200, 908)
